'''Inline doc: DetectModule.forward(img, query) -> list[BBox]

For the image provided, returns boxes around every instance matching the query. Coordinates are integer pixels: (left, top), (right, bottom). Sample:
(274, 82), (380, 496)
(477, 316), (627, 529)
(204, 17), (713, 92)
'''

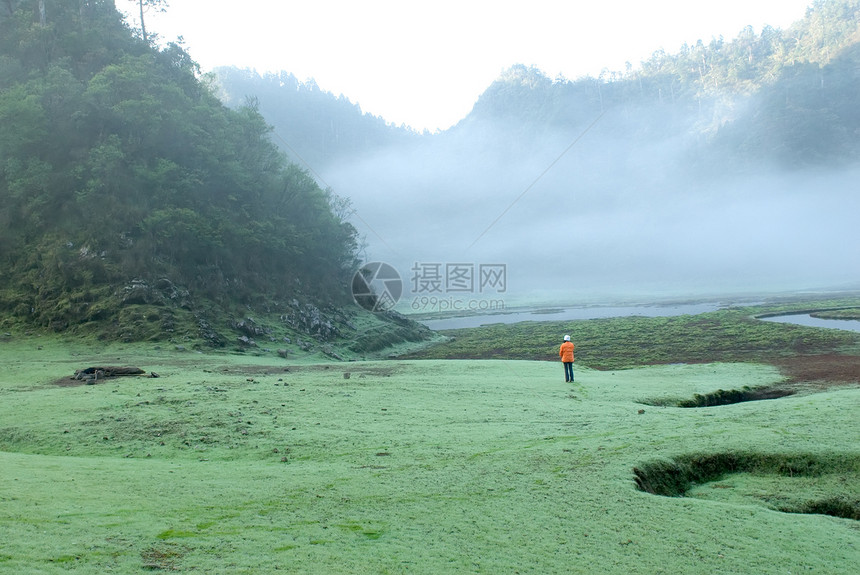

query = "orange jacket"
(559, 341), (575, 363)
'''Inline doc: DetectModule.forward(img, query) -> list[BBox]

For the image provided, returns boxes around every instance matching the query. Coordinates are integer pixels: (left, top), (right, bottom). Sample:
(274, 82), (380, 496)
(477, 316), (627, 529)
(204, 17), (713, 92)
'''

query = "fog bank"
(324, 112), (860, 306)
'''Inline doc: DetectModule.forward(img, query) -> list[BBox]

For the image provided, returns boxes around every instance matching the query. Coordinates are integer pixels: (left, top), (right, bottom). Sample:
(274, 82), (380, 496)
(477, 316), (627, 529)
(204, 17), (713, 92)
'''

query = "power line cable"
(466, 110), (606, 251)
(270, 129), (399, 256)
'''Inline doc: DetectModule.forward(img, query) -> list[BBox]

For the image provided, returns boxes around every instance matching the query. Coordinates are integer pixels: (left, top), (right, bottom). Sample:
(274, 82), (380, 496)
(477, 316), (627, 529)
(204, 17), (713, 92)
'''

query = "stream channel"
(418, 302), (726, 331)
(759, 313), (860, 333)
(418, 304), (860, 333)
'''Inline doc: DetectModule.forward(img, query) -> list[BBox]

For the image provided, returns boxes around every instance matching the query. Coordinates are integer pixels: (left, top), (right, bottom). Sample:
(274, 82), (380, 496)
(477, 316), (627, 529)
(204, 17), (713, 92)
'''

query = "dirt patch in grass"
(772, 354), (860, 387)
(48, 361), (404, 388)
(643, 354), (859, 408)
(141, 545), (185, 571)
(51, 372), (153, 388)
(212, 363), (404, 378)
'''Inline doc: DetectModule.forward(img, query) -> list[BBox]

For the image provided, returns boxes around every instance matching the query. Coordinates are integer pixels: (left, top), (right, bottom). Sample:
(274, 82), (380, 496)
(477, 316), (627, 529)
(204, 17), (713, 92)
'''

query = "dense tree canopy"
(0, 0), (359, 332)
(458, 0), (860, 169)
(213, 67), (418, 171)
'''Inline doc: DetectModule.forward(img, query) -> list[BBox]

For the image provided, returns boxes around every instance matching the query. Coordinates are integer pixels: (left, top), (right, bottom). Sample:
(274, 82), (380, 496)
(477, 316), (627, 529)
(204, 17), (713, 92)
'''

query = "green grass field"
(1, 306), (858, 573)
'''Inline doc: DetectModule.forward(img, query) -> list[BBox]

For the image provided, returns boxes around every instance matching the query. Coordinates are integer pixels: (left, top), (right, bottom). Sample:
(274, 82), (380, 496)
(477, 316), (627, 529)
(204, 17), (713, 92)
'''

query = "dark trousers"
(563, 362), (574, 382)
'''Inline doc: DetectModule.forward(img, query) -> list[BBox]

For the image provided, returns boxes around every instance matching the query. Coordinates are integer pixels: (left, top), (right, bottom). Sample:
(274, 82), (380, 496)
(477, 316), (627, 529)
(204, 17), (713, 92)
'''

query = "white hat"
(563, 335), (570, 341)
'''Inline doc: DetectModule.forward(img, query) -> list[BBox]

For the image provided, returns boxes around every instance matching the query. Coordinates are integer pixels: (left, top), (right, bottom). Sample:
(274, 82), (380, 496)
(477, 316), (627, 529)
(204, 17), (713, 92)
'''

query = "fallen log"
(73, 366), (147, 382)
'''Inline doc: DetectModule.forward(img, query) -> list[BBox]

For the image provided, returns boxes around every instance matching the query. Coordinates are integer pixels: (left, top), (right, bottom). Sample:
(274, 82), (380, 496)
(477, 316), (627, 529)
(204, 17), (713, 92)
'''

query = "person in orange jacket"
(559, 334), (575, 383)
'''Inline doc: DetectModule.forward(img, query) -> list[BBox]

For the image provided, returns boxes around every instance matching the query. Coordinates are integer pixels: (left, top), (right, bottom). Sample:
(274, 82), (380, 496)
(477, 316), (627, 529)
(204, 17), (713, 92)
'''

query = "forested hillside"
(459, 0), (860, 170)
(0, 1), (365, 343)
(213, 67), (417, 171)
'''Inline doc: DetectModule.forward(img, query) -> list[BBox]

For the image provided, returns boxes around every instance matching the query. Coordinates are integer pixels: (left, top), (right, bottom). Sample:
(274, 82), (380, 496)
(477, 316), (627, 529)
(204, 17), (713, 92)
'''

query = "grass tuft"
(141, 545), (185, 571)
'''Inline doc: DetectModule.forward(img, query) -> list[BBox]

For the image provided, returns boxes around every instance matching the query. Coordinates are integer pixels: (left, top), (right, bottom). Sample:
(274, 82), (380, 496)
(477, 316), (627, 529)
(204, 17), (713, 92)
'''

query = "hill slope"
(0, 1), (421, 349)
(212, 67), (418, 172)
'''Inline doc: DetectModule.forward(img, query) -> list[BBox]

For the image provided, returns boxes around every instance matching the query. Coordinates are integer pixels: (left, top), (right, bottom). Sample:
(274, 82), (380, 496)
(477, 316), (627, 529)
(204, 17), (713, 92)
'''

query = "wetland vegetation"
(1, 296), (858, 573)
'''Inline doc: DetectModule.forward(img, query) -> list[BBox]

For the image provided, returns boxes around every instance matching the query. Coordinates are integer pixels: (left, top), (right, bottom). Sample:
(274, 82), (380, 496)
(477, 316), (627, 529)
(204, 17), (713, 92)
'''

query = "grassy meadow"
(1, 300), (859, 574)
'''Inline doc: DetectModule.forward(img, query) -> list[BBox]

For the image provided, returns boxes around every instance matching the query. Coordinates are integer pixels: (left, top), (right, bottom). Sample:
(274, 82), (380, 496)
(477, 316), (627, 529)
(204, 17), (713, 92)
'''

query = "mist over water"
(323, 109), (860, 305)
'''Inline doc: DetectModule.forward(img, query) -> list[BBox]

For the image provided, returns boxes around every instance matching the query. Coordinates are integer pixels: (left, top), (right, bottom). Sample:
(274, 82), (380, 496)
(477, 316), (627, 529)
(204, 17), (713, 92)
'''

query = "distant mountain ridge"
(212, 0), (860, 299)
(216, 0), (860, 173)
(212, 67), (418, 172)
(458, 0), (860, 170)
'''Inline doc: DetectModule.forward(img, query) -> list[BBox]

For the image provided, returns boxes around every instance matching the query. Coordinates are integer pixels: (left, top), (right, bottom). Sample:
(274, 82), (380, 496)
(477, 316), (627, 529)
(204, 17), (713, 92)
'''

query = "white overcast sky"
(119, 0), (814, 132)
